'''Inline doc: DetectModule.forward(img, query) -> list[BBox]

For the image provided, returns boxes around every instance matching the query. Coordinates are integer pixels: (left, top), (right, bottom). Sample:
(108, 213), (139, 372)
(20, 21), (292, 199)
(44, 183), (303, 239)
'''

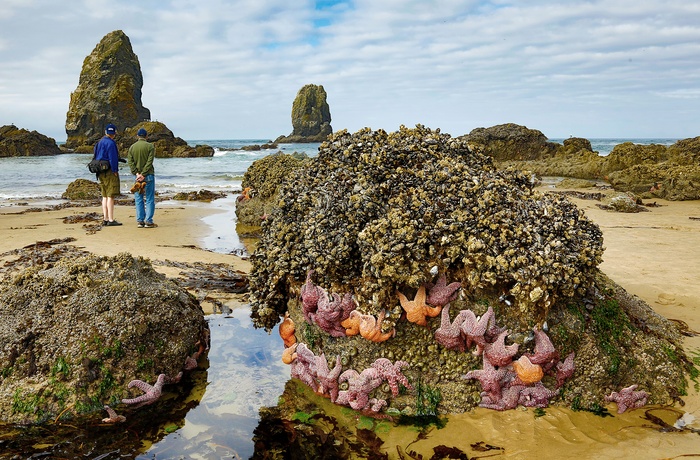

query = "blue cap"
(137, 128), (148, 137)
(105, 123), (117, 135)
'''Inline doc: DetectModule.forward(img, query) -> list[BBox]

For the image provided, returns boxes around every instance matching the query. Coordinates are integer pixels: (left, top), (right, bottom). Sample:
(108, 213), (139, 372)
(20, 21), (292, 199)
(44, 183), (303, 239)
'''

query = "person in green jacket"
(127, 128), (157, 228)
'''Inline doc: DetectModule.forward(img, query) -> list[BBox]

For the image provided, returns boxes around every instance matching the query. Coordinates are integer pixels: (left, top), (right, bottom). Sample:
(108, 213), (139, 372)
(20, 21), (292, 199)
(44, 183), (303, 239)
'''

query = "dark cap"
(105, 123), (117, 135)
(137, 128), (148, 137)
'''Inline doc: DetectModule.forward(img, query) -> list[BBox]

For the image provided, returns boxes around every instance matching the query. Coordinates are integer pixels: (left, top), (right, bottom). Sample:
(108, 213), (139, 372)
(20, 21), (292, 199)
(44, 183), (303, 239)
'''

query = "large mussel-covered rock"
(248, 125), (691, 415)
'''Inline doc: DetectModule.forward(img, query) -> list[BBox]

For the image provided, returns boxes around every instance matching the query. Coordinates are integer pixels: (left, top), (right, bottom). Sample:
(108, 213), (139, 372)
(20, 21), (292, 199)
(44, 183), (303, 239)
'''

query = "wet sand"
(1, 193), (699, 458)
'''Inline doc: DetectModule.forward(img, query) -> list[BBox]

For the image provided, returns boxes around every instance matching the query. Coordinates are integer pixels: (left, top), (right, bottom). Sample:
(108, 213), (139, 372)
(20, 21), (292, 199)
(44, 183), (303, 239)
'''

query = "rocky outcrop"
(62, 178), (101, 200)
(65, 30), (151, 149)
(0, 247), (208, 424)
(235, 152), (309, 235)
(248, 125), (691, 415)
(275, 84), (332, 143)
(463, 123), (558, 161)
(119, 122), (214, 158)
(0, 125), (62, 157)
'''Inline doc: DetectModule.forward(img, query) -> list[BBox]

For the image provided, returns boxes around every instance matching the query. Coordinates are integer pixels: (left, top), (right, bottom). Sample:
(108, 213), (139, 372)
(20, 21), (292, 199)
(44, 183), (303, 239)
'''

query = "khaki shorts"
(98, 171), (121, 197)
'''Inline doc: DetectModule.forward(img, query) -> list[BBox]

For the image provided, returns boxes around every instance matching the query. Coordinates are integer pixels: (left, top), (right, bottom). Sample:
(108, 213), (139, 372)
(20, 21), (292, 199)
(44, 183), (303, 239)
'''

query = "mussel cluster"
(249, 125), (604, 331)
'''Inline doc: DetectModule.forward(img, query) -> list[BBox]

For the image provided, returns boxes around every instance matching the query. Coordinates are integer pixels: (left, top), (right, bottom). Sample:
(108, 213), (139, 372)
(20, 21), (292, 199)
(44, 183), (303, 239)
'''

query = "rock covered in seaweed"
(0, 246), (208, 424)
(0, 125), (63, 157)
(275, 84), (333, 143)
(250, 125), (604, 331)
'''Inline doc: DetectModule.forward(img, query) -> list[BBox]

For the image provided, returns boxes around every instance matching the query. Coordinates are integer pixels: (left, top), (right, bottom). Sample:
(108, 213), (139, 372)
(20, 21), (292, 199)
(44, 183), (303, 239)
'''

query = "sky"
(1, 0), (699, 142)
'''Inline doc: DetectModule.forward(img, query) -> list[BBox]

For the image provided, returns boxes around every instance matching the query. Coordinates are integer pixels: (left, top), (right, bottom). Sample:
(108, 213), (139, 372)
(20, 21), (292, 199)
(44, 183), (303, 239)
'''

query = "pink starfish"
(462, 355), (510, 400)
(122, 374), (166, 408)
(484, 330), (519, 367)
(518, 382), (560, 408)
(426, 274), (461, 307)
(309, 291), (355, 337)
(337, 368), (384, 411)
(605, 384), (649, 413)
(525, 328), (559, 370)
(371, 358), (412, 396)
(434, 304), (469, 351)
(315, 353), (343, 402)
(290, 343), (318, 388)
(479, 383), (524, 411)
(555, 352), (575, 388)
(300, 270), (324, 321)
(102, 405), (126, 423)
(460, 306), (495, 354)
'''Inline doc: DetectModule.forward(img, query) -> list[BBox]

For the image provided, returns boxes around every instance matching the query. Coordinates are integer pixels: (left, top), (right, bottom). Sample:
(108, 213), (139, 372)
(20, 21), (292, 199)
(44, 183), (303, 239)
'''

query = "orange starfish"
(359, 310), (395, 342)
(397, 285), (441, 326)
(341, 310), (361, 336)
(279, 312), (296, 347)
(282, 343), (298, 364)
(512, 355), (544, 384)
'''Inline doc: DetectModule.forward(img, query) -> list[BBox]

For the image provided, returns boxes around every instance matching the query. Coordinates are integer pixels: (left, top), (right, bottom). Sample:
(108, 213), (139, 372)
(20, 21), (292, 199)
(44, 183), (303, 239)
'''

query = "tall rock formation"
(65, 30), (150, 149)
(275, 84), (332, 143)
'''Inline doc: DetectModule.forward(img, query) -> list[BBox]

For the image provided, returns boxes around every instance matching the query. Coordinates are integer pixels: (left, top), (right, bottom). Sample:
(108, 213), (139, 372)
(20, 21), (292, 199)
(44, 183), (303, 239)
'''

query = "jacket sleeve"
(143, 144), (155, 174)
(108, 141), (120, 173)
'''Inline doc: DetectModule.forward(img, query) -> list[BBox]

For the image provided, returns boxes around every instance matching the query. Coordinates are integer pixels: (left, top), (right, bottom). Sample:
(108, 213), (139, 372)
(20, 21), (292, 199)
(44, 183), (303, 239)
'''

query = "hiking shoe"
(106, 220), (122, 226)
(144, 222), (158, 228)
(103, 220), (108, 226)
(137, 221), (145, 228)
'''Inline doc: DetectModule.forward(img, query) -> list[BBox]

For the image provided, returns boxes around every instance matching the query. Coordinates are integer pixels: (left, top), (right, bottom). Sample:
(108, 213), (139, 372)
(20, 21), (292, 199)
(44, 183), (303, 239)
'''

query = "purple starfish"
(462, 355), (510, 400)
(309, 291), (355, 337)
(300, 270), (324, 321)
(525, 328), (559, 370)
(336, 368), (384, 411)
(102, 405), (126, 423)
(518, 382), (560, 408)
(605, 384), (649, 413)
(484, 330), (519, 367)
(122, 374), (166, 408)
(460, 306), (495, 354)
(555, 352), (575, 388)
(316, 353), (343, 402)
(434, 304), (469, 352)
(290, 343), (318, 388)
(479, 383), (524, 411)
(426, 274), (461, 307)
(371, 358), (412, 397)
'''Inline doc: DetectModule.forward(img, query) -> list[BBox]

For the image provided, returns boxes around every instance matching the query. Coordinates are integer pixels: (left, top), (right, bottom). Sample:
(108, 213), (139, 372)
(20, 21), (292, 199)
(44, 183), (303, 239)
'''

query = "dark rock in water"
(173, 189), (226, 201)
(248, 125), (691, 416)
(275, 84), (333, 143)
(0, 247), (208, 424)
(62, 178), (101, 200)
(235, 152), (309, 233)
(119, 121), (214, 158)
(65, 30), (151, 149)
(0, 125), (62, 157)
(462, 123), (558, 161)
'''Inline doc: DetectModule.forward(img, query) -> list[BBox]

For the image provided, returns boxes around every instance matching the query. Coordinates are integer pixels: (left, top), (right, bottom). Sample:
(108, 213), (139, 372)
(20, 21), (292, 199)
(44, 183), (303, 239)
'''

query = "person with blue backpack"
(93, 123), (122, 226)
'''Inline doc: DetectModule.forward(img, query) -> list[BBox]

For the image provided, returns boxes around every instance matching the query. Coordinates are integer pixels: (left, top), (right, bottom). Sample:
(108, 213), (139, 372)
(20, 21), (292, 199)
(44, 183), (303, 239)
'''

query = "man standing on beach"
(94, 123), (122, 226)
(127, 128), (157, 228)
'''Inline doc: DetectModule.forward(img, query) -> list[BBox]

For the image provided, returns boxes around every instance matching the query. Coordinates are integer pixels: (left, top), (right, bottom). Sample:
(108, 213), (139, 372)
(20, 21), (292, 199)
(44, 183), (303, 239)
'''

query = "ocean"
(0, 138), (680, 202)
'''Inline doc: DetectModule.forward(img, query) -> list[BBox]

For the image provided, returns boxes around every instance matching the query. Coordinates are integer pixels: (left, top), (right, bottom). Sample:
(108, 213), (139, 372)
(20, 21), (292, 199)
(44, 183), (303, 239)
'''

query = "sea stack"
(65, 30), (151, 149)
(275, 84), (333, 143)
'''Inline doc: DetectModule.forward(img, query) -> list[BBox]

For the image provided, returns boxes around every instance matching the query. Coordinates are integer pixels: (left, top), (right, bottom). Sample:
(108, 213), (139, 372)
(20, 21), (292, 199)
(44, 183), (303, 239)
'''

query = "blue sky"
(1, 0), (699, 141)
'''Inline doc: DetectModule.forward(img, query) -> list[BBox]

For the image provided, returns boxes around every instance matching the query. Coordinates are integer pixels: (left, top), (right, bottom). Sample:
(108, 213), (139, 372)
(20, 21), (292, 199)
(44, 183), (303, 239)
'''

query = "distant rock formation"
(0, 125), (62, 157)
(119, 122), (214, 158)
(65, 30), (151, 149)
(462, 123), (558, 161)
(275, 84), (332, 143)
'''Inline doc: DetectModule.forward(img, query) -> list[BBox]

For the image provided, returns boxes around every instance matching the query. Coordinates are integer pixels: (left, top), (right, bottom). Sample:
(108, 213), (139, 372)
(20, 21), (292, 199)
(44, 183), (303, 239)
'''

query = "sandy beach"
(1, 191), (699, 458)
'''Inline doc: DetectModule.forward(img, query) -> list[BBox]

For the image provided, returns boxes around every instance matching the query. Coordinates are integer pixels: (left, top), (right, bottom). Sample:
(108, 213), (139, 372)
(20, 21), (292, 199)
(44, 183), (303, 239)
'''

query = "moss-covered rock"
(602, 142), (669, 175)
(0, 248), (208, 424)
(65, 30), (150, 149)
(62, 178), (101, 200)
(462, 123), (559, 161)
(275, 84), (332, 143)
(235, 152), (310, 233)
(0, 125), (62, 157)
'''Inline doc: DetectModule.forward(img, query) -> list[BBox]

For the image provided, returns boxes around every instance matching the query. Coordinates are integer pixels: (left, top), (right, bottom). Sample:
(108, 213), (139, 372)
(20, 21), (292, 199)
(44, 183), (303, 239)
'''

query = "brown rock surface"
(0, 125), (62, 157)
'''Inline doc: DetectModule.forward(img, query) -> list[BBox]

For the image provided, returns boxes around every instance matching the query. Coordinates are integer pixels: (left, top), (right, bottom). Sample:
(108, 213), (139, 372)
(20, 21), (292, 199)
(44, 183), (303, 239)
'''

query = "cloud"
(1, 0), (699, 140)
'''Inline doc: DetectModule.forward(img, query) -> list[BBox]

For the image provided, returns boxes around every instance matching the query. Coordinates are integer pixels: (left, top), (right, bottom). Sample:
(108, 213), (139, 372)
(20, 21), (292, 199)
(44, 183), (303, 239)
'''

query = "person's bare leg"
(102, 197), (109, 222)
(106, 197), (115, 221)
